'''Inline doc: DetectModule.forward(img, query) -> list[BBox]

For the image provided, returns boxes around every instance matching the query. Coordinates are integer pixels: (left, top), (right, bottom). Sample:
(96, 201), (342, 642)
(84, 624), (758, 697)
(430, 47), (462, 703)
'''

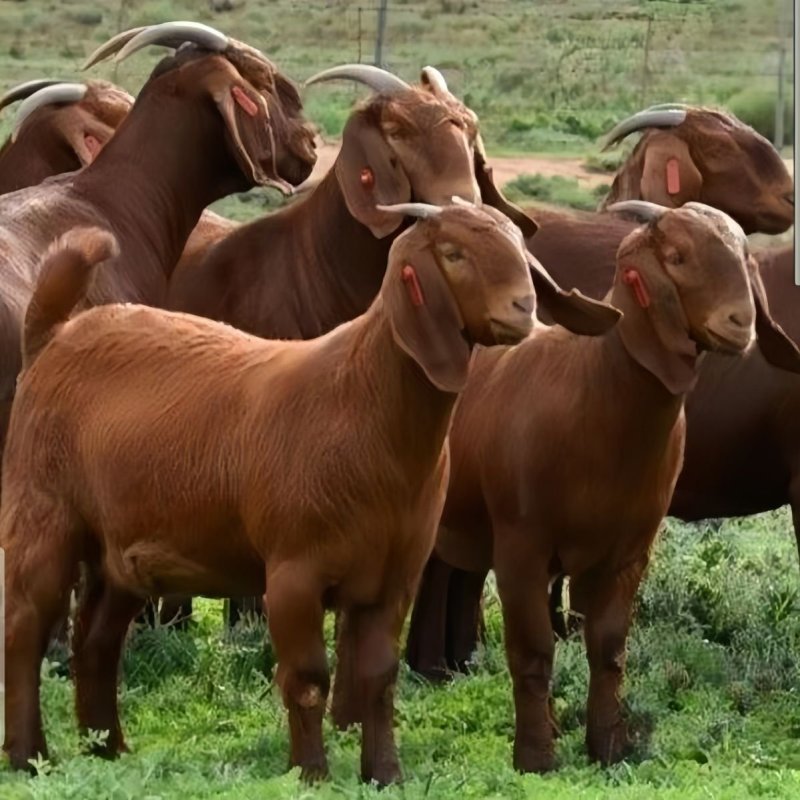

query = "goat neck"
(73, 83), (246, 305)
(275, 167), (396, 335)
(0, 110), (79, 194)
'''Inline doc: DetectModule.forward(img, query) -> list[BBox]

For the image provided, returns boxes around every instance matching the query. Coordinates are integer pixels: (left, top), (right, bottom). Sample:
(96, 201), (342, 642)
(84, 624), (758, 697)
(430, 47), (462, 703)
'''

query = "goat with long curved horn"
(607, 199), (669, 221)
(305, 64), (410, 93)
(601, 106), (687, 150)
(11, 83), (88, 142)
(83, 21), (227, 69)
(0, 79), (66, 112)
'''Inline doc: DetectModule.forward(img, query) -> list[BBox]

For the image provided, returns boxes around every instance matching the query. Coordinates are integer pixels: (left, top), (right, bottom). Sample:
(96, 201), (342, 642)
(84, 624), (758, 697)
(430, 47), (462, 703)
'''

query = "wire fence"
(0, 0), (793, 149)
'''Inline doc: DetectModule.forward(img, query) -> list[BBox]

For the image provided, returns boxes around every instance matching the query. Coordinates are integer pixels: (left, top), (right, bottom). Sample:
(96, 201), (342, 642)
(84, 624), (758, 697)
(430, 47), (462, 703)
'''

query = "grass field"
(1, 511), (799, 799)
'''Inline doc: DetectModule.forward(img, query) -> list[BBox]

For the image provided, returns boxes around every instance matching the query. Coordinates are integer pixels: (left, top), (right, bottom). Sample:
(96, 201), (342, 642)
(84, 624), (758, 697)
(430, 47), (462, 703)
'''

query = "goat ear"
(386, 241), (470, 392)
(747, 255), (800, 372)
(206, 63), (280, 190)
(640, 134), (702, 206)
(336, 112), (411, 238)
(58, 106), (116, 166)
(615, 245), (699, 394)
(528, 255), (621, 335)
(473, 149), (538, 238)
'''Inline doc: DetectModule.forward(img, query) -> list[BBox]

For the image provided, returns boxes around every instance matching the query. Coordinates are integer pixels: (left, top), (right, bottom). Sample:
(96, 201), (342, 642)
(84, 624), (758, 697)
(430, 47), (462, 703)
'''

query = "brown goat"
(600, 104), (794, 234)
(409, 203), (799, 772)
(165, 65), (552, 625)
(0, 21), (316, 457)
(0, 79), (132, 194)
(408, 210), (800, 678)
(0, 203), (617, 781)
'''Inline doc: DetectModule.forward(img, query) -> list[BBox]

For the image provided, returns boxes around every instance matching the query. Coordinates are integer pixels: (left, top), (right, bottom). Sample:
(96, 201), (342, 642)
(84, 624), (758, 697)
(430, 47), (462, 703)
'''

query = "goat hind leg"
(72, 573), (145, 757)
(266, 564), (329, 782)
(331, 609), (362, 730)
(2, 505), (79, 770)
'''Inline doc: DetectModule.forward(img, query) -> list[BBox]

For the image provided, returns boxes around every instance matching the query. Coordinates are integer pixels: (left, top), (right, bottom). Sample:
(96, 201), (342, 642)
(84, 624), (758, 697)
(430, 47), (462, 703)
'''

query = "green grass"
(0, 0), (792, 155)
(2, 511), (799, 798)
(503, 173), (610, 211)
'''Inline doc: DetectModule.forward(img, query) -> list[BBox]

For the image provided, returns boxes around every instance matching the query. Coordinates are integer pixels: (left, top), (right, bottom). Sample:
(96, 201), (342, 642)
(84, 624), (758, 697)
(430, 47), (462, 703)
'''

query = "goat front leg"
(331, 609), (361, 729)
(352, 600), (408, 786)
(265, 563), (329, 782)
(570, 557), (647, 765)
(494, 529), (557, 773)
(405, 554), (453, 681)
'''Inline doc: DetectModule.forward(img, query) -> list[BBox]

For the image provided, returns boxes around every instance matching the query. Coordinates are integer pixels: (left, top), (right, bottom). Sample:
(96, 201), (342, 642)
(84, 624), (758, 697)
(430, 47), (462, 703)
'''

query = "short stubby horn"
(607, 200), (669, 222)
(0, 79), (67, 112)
(305, 64), (410, 94)
(376, 202), (443, 219)
(601, 107), (688, 150)
(11, 83), (88, 142)
(421, 66), (450, 96)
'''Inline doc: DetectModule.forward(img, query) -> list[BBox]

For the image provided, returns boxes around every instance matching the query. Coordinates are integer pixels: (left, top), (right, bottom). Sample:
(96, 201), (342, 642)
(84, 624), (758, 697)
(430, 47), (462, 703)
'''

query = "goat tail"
(24, 226), (119, 368)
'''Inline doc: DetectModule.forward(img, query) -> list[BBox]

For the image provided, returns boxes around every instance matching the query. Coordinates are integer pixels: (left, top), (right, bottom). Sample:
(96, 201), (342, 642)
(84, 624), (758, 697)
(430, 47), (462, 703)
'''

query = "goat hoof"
(299, 759), (329, 783)
(513, 744), (556, 774)
(413, 665), (453, 684)
(587, 721), (631, 765)
(363, 758), (402, 787)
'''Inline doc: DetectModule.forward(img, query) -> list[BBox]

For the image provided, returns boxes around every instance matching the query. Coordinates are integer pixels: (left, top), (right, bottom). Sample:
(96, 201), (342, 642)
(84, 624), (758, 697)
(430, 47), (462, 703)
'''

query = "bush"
(502, 173), (607, 211)
(727, 88), (794, 144)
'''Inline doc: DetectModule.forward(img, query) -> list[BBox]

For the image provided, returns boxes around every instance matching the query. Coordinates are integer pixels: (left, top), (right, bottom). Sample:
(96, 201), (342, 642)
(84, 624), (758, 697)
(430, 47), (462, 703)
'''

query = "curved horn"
(421, 66), (450, 96)
(601, 107), (687, 150)
(82, 27), (147, 69)
(305, 64), (410, 94)
(114, 21), (228, 64)
(11, 83), (87, 141)
(607, 200), (669, 222)
(0, 79), (66, 112)
(376, 202), (442, 219)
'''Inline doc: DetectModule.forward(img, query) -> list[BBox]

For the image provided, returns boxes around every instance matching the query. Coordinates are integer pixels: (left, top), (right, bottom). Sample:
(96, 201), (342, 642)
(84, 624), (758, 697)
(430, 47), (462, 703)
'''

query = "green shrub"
(502, 173), (607, 211)
(727, 88), (795, 143)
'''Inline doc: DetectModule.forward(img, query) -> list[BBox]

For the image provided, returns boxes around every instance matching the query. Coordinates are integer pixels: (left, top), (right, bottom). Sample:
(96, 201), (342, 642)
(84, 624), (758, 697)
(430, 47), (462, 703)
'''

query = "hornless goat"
(408, 203), (800, 772)
(166, 64), (563, 625)
(0, 21), (316, 455)
(599, 104), (794, 234)
(0, 79), (132, 193)
(0, 203), (618, 781)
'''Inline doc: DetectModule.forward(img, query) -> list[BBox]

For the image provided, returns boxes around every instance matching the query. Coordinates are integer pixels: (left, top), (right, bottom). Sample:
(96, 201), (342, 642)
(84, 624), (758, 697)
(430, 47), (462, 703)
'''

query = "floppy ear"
(473, 149), (538, 238)
(640, 134), (702, 207)
(385, 236), (470, 392)
(746, 255), (800, 372)
(56, 105), (116, 166)
(527, 254), (621, 335)
(614, 242), (699, 394)
(336, 111), (411, 238)
(205, 62), (283, 190)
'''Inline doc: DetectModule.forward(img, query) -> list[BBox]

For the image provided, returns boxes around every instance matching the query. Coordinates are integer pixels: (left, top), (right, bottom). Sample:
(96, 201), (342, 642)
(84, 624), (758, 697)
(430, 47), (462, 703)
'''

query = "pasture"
(0, 1), (797, 798)
(0, 514), (798, 798)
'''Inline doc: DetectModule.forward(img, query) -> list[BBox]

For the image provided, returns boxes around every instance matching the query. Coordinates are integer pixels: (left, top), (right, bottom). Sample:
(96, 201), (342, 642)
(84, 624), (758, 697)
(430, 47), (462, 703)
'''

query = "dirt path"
(299, 141), (609, 191)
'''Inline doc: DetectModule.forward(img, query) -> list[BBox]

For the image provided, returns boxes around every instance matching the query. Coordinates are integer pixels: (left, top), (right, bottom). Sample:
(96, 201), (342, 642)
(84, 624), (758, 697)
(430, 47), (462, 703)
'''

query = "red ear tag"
(83, 134), (102, 161)
(402, 265), (425, 307)
(623, 268), (651, 309)
(665, 157), (681, 196)
(360, 167), (375, 188)
(231, 86), (259, 117)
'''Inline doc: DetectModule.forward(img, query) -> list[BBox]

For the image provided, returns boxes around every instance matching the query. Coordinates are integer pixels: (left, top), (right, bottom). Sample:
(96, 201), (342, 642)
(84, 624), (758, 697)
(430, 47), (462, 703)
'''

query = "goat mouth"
(489, 317), (532, 345)
(701, 325), (752, 354)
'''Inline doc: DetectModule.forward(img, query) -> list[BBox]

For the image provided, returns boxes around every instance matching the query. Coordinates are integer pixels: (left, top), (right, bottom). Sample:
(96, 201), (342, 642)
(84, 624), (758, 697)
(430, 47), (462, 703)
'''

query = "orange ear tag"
(402, 265), (425, 307)
(360, 167), (375, 188)
(231, 86), (259, 117)
(665, 157), (681, 196)
(623, 268), (650, 308)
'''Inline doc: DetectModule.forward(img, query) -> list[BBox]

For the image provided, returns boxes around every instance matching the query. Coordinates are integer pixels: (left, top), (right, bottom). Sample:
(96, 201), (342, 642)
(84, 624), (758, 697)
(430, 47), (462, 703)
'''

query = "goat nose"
(513, 294), (535, 315)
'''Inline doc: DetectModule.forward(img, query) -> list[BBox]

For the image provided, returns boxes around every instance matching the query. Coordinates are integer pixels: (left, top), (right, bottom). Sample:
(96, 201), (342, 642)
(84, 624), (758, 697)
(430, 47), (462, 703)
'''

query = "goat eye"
(443, 248), (463, 263)
(449, 118), (464, 130)
(665, 249), (684, 266)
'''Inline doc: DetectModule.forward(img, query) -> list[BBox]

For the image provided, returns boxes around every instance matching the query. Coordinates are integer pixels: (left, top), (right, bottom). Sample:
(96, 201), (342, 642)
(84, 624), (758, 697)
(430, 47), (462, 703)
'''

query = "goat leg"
(266, 563), (329, 782)
(72, 573), (145, 757)
(571, 558), (647, 765)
